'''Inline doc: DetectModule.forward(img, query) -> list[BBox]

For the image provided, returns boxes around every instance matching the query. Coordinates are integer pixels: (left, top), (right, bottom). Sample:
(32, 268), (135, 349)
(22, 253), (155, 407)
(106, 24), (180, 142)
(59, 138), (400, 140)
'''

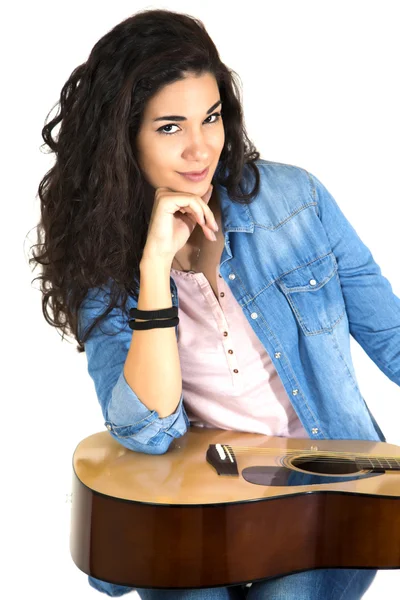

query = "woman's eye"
(157, 112), (221, 135)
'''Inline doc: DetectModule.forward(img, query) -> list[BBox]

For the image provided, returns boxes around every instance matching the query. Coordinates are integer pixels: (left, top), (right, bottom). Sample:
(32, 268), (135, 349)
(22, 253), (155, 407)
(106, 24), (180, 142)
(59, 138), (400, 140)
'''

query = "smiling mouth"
(179, 167), (209, 175)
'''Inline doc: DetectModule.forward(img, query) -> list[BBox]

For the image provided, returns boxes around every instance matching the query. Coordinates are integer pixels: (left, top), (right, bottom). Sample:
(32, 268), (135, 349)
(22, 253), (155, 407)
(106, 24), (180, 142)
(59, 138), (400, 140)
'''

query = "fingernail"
(211, 232), (217, 241)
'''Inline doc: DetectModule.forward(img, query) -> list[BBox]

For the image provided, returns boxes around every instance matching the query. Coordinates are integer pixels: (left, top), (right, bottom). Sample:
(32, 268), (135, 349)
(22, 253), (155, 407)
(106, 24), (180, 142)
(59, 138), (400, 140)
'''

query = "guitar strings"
(224, 446), (400, 464)
(227, 446), (400, 458)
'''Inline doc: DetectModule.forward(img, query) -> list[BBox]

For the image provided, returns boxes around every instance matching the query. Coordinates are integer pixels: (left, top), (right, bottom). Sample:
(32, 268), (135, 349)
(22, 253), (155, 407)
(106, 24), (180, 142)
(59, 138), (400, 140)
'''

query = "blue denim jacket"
(79, 158), (400, 454)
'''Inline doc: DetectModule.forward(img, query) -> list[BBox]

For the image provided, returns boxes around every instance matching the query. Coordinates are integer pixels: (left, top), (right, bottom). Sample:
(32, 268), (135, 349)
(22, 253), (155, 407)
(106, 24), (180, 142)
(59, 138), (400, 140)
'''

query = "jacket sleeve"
(78, 287), (190, 454)
(308, 170), (400, 386)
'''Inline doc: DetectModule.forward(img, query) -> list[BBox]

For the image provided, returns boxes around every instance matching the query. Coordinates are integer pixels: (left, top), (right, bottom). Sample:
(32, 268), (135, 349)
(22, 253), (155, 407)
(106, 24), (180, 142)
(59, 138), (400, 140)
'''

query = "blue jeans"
(88, 568), (377, 598)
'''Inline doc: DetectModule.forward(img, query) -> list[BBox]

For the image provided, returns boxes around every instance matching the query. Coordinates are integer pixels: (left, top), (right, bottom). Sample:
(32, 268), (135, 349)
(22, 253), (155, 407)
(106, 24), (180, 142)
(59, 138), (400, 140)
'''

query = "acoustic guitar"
(70, 427), (400, 590)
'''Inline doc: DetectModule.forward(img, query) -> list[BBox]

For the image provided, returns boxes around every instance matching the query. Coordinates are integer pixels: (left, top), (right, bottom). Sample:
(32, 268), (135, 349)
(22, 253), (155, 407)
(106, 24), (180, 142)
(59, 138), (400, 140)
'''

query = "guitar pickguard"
(241, 465), (383, 487)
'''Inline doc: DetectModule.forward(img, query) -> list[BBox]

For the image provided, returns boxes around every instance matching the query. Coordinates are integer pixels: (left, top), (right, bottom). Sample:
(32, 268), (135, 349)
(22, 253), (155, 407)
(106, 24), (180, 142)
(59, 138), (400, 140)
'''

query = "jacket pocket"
(276, 252), (346, 335)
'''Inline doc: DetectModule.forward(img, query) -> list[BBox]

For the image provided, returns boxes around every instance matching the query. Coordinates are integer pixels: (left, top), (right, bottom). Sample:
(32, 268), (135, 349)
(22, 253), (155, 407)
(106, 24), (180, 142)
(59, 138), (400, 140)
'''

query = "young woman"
(30, 8), (400, 600)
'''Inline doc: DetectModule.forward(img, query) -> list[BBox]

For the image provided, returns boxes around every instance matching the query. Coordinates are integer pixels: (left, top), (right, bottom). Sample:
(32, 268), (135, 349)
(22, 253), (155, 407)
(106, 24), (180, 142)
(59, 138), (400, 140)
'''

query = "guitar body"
(70, 427), (400, 590)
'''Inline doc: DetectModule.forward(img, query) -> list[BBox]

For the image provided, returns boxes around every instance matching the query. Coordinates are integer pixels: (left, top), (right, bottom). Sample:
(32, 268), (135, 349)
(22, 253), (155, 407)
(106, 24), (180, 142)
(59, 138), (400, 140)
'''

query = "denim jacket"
(79, 158), (400, 454)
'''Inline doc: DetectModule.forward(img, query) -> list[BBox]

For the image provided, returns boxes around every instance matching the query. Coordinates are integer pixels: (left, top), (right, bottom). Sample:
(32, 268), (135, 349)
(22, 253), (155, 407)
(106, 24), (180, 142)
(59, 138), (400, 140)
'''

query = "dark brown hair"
(28, 8), (261, 353)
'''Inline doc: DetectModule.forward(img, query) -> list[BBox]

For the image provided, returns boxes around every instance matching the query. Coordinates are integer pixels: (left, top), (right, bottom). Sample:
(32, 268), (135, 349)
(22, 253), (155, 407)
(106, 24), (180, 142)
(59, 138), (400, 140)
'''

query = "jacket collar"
(214, 161), (255, 235)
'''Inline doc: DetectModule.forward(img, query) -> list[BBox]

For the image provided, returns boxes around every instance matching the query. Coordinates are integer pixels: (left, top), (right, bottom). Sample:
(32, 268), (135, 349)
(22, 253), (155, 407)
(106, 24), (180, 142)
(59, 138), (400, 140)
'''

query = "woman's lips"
(178, 167), (209, 182)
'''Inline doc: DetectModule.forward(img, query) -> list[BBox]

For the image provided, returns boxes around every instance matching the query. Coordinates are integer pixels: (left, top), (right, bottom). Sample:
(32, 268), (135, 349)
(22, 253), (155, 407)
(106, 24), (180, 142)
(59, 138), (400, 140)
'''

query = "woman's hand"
(142, 184), (218, 262)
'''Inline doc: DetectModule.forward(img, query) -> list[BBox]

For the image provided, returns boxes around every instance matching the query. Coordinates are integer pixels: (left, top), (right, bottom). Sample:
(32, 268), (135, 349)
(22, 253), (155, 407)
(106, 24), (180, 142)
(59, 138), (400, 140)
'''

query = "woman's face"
(136, 72), (225, 199)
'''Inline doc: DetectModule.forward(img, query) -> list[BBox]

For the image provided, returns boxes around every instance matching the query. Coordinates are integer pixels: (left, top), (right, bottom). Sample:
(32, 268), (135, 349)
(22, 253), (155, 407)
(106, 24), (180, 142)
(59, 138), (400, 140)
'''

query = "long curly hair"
(28, 8), (261, 354)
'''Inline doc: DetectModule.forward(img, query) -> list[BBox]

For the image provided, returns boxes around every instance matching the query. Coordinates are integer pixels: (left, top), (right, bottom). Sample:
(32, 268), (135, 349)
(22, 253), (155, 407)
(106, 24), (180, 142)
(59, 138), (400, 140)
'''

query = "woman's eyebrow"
(153, 99), (222, 122)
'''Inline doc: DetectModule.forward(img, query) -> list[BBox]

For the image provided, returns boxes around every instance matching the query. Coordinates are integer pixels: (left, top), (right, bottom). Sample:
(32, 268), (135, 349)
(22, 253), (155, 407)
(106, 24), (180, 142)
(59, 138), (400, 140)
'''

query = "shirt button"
(251, 312), (258, 319)
(233, 369), (239, 373)
(275, 352), (281, 358)
(219, 273), (222, 278)
(223, 331), (228, 336)
(220, 292), (225, 297)
(228, 349), (233, 354)
(229, 273), (235, 280)
(292, 389), (299, 395)
(309, 279), (317, 286)
(312, 427), (319, 435)
(106, 424), (112, 431)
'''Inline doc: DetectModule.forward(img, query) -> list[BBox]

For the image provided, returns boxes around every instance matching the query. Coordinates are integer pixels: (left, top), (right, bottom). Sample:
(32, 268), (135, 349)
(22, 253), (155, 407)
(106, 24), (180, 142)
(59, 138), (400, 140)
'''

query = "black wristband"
(128, 317), (179, 330)
(129, 306), (178, 320)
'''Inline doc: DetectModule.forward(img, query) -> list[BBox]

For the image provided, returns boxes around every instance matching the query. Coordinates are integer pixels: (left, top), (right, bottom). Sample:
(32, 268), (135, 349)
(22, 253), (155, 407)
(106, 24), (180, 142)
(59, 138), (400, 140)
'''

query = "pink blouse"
(171, 266), (309, 438)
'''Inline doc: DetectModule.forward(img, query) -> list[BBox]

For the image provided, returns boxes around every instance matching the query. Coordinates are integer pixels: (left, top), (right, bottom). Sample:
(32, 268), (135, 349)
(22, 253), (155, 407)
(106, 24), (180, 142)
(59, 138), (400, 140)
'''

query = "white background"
(4, 0), (400, 598)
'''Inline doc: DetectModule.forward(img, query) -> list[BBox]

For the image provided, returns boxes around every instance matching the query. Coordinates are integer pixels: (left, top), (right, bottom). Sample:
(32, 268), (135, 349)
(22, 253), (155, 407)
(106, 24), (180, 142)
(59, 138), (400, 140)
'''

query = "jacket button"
(275, 352), (281, 358)
(312, 427), (319, 435)
(106, 424), (112, 431)
(309, 279), (317, 286)
(251, 312), (258, 319)
(229, 273), (235, 280)
(292, 389), (298, 395)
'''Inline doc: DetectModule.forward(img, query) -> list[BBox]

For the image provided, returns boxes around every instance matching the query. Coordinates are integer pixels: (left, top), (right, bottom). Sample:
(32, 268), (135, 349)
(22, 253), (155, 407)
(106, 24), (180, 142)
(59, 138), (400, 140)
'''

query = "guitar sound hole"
(291, 455), (359, 475)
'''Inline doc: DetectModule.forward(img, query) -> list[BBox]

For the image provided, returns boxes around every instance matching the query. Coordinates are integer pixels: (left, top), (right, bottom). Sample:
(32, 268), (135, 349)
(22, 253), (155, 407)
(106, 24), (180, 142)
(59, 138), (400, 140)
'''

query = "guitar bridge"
(206, 444), (239, 476)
